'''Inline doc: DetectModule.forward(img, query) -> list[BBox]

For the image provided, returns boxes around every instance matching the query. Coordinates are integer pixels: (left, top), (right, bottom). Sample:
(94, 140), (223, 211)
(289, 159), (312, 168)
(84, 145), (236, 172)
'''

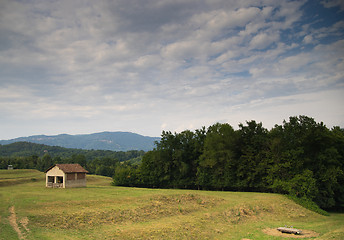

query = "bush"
(287, 195), (329, 216)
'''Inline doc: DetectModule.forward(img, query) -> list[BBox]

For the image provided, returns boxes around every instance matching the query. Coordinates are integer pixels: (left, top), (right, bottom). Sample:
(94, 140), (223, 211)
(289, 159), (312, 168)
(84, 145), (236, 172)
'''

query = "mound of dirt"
(263, 228), (319, 238)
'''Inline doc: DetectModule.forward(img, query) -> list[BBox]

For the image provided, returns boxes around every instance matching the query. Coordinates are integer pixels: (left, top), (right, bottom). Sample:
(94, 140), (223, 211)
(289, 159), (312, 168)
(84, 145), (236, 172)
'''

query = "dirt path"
(8, 206), (26, 240)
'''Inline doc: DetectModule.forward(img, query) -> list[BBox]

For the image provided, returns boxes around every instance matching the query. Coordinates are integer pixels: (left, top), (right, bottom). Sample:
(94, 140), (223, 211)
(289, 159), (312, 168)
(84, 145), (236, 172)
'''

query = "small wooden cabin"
(45, 164), (88, 188)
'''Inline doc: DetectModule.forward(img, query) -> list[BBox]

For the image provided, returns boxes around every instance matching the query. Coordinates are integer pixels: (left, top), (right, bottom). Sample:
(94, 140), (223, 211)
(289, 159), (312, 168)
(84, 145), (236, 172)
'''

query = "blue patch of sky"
(180, 58), (195, 69)
(106, 40), (117, 46)
(231, 71), (251, 78)
(212, 27), (246, 42)
(250, 42), (280, 52)
(275, 1), (344, 58)
(301, 1), (344, 42)
(302, 1), (344, 28)
(280, 26), (303, 44)
(220, 71), (251, 78)
(207, 52), (225, 63)
(263, 85), (297, 99)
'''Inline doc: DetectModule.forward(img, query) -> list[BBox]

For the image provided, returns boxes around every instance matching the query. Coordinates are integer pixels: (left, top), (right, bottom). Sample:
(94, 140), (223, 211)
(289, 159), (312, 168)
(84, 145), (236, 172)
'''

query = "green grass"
(0, 169), (45, 187)
(0, 170), (343, 239)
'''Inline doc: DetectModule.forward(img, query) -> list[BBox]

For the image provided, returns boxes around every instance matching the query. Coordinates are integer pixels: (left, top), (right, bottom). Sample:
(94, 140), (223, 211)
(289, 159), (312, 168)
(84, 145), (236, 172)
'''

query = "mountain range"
(0, 132), (160, 151)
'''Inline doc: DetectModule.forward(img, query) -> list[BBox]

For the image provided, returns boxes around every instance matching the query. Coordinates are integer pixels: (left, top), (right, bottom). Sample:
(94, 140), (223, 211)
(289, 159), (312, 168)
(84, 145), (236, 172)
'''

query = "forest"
(113, 116), (344, 210)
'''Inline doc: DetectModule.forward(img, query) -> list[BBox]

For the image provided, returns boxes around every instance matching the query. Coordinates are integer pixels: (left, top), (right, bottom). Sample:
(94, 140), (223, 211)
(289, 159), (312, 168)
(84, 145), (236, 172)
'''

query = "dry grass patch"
(93, 213), (217, 240)
(30, 194), (222, 230)
(221, 204), (273, 224)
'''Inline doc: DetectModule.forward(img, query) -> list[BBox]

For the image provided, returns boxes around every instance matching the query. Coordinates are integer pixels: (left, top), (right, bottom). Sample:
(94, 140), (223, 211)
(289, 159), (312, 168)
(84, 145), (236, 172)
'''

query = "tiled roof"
(45, 164), (88, 173)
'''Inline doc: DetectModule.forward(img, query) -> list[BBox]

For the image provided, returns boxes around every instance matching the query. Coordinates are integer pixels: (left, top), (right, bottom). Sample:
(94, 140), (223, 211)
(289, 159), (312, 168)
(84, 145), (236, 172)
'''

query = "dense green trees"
(136, 130), (205, 188)
(114, 116), (344, 210)
(0, 142), (145, 177)
(266, 116), (344, 208)
(197, 123), (237, 190)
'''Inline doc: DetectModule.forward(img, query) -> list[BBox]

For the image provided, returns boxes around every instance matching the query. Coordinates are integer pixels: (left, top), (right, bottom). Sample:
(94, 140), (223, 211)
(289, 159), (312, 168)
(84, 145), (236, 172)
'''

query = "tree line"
(0, 142), (144, 177)
(113, 116), (344, 210)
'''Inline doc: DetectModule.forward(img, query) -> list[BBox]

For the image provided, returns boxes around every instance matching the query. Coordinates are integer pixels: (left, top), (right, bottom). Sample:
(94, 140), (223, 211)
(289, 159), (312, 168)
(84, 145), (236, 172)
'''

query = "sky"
(0, 0), (344, 139)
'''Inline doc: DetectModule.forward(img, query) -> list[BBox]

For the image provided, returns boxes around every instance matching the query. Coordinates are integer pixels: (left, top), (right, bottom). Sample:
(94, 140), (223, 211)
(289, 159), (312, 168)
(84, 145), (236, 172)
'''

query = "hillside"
(0, 141), (88, 158)
(0, 170), (343, 239)
(0, 141), (145, 161)
(0, 131), (160, 151)
(0, 169), (45, 187)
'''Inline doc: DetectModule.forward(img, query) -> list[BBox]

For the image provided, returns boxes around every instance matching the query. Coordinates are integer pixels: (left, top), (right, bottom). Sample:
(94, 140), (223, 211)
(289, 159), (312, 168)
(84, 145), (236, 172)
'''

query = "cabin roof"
(45, 164), (88, 173)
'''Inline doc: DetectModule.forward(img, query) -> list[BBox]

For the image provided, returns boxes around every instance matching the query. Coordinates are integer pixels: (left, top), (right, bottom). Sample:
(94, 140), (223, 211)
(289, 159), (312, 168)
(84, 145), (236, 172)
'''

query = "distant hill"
(0, 132), (160, 151)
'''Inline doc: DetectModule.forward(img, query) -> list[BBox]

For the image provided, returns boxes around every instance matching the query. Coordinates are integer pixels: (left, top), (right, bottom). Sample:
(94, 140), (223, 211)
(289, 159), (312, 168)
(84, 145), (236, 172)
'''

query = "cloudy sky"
(0, 0), (343, 139)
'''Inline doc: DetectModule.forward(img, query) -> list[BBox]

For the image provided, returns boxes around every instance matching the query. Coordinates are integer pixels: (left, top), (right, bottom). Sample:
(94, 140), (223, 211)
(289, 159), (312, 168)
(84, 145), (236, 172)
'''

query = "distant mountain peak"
(0, 131), (160, 151)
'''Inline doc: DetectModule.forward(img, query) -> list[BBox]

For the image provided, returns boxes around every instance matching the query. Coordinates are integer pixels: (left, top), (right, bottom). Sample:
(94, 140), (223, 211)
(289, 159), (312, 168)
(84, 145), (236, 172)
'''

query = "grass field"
(0, 169), (343, 240)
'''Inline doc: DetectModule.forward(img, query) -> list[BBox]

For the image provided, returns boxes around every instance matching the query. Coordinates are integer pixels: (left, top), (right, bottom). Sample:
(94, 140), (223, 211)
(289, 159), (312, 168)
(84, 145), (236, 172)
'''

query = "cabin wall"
(46, 166), (65, 188)
(65, 173), (86, 188)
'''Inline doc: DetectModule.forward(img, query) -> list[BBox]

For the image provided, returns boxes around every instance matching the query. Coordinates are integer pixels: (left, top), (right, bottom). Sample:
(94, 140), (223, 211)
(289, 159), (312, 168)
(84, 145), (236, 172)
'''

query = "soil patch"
(9, 206), (26, 240)
(263, 228), (319, 238)
(20, 217), (30, 233)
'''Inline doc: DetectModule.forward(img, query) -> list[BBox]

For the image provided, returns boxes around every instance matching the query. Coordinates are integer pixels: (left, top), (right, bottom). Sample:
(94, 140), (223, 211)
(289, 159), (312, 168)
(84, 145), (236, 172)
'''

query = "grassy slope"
(0, 170), (343, 240)
(0, 169), (45, 186)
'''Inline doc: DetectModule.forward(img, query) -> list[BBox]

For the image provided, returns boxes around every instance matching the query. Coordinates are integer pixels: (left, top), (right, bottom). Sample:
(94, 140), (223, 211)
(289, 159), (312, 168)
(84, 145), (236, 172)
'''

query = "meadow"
(0, 169), (343, 240)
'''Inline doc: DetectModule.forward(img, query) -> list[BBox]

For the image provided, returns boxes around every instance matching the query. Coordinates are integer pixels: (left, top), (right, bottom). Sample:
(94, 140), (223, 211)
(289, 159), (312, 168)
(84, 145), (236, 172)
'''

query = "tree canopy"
(114, 116), (344, 210)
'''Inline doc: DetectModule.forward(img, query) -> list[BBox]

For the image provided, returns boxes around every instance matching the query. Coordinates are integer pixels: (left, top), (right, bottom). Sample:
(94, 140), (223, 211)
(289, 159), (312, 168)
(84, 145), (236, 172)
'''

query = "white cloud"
(321, 0), (344, 11)
(303, 35), (314, 44)
(249, 32), (280, 49)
